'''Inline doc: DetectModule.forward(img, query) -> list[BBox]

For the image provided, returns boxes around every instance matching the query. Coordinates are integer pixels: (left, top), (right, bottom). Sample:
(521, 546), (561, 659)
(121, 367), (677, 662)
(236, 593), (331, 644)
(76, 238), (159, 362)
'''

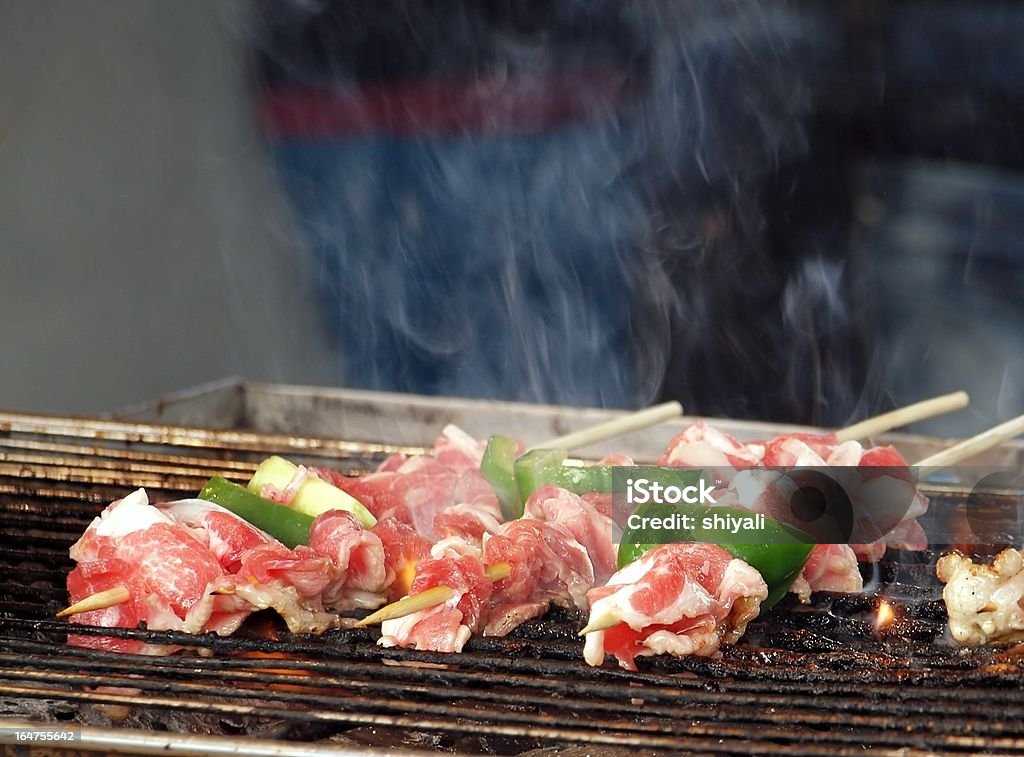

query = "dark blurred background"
(2, 0), (1022, 435)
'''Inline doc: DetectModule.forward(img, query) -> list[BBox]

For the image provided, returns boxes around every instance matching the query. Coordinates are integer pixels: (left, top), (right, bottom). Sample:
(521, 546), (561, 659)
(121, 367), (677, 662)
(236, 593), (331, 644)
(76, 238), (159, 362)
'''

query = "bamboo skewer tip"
(356, 585), (456, 627)
(485, 562), (512, 581)
(57, 585), (130, 618)
(357, 563), (514, 627)
(578, 613), (621, 636)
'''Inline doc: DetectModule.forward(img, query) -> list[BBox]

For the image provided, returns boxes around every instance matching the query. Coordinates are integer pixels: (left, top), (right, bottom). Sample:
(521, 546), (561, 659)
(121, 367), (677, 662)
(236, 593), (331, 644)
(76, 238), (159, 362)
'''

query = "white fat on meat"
(70, 489), (172, 561)
(305, 511), (389, 609)
(937, 549), (1024, 646)
(431, 536), (482, 560)
(826, 441), (864, 466)
(67, 491), (362, 649)
(91, 489), (168, 536)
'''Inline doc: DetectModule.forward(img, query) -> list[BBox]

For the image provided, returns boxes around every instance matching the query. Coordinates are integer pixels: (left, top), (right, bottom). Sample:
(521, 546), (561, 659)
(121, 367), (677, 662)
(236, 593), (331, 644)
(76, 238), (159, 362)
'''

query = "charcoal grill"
(2, 409), (1024, 756)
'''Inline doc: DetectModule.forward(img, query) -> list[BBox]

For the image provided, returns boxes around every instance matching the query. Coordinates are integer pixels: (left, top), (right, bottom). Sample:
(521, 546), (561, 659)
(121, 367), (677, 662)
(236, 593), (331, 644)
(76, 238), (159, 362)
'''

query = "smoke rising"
(249, 1), (857, 418)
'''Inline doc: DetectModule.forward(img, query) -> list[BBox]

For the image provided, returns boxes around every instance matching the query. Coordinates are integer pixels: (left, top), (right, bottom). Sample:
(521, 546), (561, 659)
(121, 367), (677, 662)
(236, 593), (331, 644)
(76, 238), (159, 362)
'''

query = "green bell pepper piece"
(480, 435), (524, 520)
(514, 451), (706, 501)
(199, 476), (314, 549)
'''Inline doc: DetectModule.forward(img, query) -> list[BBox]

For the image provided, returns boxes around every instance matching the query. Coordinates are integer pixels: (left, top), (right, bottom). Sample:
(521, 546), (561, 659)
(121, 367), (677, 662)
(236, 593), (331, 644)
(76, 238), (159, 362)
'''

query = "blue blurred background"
(1, 0), (1022, 435)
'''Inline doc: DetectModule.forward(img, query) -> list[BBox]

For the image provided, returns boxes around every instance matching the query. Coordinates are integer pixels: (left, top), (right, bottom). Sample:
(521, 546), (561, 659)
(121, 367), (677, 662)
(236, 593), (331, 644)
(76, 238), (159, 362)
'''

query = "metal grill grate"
(2, 412), (1024, 755)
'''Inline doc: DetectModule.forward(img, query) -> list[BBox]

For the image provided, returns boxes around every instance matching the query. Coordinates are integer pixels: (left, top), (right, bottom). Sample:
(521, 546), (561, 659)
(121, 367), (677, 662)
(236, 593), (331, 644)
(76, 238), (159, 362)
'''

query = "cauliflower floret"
(936, 549), (1024, 645)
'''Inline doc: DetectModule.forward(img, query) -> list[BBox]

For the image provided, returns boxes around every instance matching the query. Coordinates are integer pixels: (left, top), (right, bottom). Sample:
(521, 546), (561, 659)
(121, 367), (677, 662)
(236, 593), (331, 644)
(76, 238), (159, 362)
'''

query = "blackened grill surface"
(1, 415), (1024, 755)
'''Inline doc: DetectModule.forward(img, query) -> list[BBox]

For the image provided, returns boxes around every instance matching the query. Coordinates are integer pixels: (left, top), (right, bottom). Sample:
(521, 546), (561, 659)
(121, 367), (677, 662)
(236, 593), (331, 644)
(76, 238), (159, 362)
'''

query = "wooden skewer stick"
(914, 412), (1024, 470)
(834, 391), (970, 443)
(58, 582), (239, 617)
(484, 562), (512, 581)
(578, 612), (621, 636)
(357, 562), (513, 627)
(534, 401), (683, 452)
(56, 586), (130, 618)
(356, 585), (456, 627)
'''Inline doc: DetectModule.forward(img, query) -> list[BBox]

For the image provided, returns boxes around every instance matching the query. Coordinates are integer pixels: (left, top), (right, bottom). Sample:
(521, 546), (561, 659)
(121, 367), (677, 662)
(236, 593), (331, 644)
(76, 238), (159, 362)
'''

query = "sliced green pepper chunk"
(199, 476), (314, 549)
(514, 452), (705, 502)
(480, 436), (523, 520)
(513, 448), (571, 501)
(618, 503), (814, 609)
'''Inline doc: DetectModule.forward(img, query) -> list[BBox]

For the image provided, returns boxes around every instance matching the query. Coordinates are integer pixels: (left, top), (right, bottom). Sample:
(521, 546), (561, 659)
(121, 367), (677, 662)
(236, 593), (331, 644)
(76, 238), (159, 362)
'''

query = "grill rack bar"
(0, 411), (423, 459)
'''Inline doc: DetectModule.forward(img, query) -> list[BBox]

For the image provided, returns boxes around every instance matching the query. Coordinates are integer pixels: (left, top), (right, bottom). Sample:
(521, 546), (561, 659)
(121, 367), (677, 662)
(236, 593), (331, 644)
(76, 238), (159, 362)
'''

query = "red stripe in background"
(260, 67), (634, 138)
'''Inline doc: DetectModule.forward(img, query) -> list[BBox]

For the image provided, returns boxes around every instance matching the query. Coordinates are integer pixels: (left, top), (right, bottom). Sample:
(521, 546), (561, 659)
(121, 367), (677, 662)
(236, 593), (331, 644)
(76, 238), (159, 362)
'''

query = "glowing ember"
(393, 561), (417, 599)
(874, 600), (897, 635)
(238, 651), (345, 695)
